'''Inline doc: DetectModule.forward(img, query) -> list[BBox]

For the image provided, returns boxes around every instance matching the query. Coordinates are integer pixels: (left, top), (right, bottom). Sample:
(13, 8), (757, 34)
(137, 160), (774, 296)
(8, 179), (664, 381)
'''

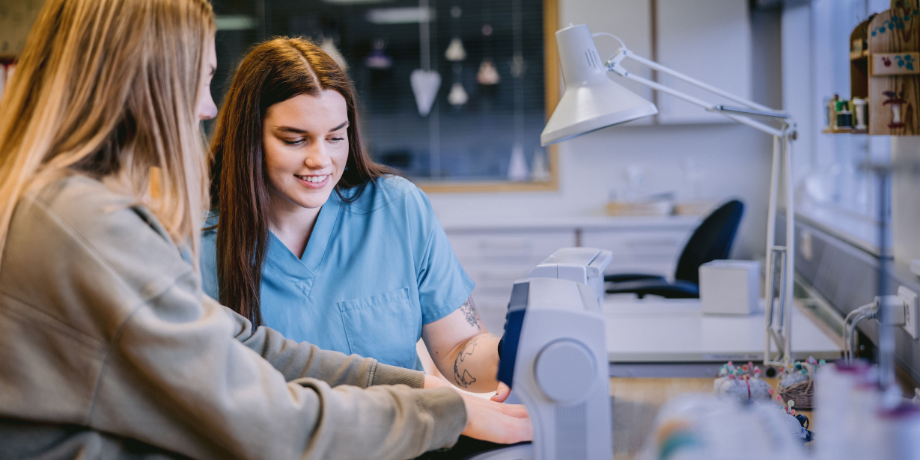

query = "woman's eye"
(282, 138), (304, 146)
(329, 137), (346, 143)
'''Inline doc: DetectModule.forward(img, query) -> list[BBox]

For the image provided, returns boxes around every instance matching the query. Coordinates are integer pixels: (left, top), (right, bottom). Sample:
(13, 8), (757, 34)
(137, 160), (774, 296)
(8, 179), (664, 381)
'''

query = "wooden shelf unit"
(826, 0), (920, 135)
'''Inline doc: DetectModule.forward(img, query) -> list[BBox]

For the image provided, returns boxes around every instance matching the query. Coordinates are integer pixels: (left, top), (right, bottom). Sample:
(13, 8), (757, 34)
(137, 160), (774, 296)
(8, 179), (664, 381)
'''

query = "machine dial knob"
(534, 339), (596, 403)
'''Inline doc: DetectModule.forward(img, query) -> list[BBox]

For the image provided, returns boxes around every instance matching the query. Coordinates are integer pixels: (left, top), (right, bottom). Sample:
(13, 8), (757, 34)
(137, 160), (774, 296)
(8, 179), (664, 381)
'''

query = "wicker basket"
(777, 363), (816, 410)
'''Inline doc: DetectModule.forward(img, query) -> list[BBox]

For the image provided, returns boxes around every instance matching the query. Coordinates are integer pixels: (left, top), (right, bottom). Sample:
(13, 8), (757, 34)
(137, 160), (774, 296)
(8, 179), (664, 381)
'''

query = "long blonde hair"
(0, 0), (214, 268)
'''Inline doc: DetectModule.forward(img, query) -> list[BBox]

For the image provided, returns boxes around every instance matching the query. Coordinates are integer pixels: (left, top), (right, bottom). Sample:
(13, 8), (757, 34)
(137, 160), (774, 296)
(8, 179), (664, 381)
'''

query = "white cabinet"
(655, 0), (752, 124)
(444, 217), (699, 333)
(581, 229), (689, 277)
(558, 0), (753, 125)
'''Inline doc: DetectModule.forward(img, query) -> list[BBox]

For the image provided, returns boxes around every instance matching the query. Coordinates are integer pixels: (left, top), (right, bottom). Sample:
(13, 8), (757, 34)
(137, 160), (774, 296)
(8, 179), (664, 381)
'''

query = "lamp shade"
(541, 24), (658, 146)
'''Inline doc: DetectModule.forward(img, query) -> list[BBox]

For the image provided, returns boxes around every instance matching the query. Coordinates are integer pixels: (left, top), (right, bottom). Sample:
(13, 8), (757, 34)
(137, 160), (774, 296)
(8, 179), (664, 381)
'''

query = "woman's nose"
(304, 144), (332, 169)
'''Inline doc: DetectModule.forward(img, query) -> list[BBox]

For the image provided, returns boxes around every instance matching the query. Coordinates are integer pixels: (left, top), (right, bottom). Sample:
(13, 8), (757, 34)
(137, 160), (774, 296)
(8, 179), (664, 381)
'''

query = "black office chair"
(604, 199), (744, 299)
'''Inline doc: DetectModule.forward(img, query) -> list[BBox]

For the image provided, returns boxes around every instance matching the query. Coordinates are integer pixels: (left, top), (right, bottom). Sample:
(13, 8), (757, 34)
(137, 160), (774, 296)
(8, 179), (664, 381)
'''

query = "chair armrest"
(605, 279), (699, 299)
(603, 273), (667, 283)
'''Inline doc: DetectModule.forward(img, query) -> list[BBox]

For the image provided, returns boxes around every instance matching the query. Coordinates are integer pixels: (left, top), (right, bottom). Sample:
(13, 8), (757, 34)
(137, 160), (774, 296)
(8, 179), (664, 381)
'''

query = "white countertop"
(440, 214), (701, 233)
(604, 298), (841, 363)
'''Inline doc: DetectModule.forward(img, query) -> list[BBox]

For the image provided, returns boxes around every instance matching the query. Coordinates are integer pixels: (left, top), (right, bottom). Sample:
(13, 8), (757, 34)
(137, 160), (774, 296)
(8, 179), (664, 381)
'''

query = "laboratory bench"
(604, 297), (842, 377)
(431, 217), (920, 459)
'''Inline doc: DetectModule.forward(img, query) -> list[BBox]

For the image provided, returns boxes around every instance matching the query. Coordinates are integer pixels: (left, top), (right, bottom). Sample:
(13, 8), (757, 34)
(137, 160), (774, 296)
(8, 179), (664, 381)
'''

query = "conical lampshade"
(541, 24), (657, 146)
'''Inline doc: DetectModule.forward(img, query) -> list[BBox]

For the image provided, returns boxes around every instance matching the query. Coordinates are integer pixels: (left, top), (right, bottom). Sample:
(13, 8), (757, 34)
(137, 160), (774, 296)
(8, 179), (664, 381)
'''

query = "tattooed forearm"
(459, 297), (482, 332)
(452, 336), (480, 388)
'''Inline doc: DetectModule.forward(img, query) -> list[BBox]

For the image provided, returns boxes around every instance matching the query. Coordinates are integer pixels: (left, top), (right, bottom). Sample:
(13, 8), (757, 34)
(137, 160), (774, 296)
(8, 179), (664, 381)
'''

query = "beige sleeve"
(224, 303), (425, 389)
(92, 271), (466, 460)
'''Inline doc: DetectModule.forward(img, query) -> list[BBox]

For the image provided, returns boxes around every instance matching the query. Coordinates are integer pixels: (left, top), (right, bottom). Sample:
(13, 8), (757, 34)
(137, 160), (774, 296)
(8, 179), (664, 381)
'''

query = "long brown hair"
(210, 37), (391, 328)
(0, 0), (214, 270)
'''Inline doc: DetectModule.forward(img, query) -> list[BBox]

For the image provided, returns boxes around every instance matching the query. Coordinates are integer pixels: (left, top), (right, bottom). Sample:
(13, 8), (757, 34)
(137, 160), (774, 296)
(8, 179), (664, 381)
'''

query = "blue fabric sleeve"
(199, 224), (221, 301)
(407, 188), (475, 325)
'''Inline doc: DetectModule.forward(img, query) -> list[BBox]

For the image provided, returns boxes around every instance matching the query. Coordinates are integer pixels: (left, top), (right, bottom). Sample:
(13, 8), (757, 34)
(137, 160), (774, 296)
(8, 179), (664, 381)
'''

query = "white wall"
(427, 1), (782, 261)
(429, 123), (774, 259)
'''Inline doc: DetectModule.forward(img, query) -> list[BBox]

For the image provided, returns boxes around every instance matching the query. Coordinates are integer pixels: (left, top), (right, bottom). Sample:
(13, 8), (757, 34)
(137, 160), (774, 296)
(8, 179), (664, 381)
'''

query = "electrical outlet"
(898, 286), (919, 340)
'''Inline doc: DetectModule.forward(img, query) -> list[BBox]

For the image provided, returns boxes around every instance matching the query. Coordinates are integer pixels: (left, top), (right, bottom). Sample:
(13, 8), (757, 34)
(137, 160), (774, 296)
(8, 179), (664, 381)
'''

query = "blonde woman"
(0, 0), (530, 458)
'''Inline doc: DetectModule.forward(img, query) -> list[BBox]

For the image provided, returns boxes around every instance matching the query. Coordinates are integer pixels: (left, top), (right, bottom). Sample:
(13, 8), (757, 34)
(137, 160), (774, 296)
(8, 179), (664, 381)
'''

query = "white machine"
(469, 248), (613, 460)
(528, 247), (613, 305)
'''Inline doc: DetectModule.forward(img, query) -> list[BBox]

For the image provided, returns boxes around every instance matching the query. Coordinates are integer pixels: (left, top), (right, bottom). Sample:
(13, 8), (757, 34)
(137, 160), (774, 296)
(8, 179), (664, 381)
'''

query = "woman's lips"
(295, 174), (330, 189)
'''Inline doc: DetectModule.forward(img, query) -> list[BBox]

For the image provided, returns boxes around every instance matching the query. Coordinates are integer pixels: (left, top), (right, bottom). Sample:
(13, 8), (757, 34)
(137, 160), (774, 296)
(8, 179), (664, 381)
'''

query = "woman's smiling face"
(262, 90), (349, 211)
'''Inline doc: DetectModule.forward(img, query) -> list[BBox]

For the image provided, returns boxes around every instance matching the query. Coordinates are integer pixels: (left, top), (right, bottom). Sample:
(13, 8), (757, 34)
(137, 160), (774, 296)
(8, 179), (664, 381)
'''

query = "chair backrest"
(673, 200), (745, 284)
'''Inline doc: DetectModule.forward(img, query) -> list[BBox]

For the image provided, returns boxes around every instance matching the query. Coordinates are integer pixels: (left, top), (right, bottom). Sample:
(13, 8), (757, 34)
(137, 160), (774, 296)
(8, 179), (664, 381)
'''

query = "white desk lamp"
(541, 24), (798, 368)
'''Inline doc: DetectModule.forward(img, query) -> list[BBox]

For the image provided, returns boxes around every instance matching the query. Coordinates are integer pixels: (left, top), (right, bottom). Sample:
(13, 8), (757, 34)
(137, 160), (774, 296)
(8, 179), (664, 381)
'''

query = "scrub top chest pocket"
(337, 287), (421, 369)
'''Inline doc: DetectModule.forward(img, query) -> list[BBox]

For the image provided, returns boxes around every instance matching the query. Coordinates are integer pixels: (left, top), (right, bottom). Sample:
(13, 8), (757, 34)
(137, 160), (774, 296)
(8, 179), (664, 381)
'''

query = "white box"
(699, 260), (760, 316)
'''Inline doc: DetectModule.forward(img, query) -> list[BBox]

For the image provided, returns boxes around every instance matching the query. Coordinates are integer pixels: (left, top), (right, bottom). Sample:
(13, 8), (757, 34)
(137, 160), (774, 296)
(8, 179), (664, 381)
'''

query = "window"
(209, 0), (559, 190)
(785, 0), (892, 250)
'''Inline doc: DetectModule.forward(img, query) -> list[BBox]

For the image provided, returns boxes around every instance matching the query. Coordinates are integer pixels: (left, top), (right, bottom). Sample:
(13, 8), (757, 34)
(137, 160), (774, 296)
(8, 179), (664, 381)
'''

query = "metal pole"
(783, 133), (795, 365)
(877, 166), (894, 389)
(764, 136), (781, 364)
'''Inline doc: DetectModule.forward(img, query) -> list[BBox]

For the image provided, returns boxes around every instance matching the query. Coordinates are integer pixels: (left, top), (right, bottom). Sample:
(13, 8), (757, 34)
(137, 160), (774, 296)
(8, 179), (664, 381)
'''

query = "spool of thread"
(848, 381), (882, 460)
(879, 405), (920, 460)
(853, 98), (868, 130)
(836, 100), (853, 129)
(814, 362), (871, 460)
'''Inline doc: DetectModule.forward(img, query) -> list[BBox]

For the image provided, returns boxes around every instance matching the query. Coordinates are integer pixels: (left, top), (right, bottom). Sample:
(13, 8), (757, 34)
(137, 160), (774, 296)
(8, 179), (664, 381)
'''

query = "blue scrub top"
(200, 176), (475, 370)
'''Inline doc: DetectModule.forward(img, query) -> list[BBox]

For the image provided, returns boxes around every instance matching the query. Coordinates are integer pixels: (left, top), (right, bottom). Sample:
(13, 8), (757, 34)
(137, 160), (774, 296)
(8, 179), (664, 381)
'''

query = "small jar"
(853, 98), (868, 130)
(836, 100), (853, 129)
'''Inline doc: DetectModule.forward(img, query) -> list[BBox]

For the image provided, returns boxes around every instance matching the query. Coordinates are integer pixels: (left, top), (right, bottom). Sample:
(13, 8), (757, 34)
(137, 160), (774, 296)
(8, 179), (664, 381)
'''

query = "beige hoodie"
(0, 175), (466, 459)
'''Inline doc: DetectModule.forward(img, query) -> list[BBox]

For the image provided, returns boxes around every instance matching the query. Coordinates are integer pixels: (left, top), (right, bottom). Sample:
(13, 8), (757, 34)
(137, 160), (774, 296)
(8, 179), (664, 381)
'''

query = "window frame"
(417, 0), (561, 193)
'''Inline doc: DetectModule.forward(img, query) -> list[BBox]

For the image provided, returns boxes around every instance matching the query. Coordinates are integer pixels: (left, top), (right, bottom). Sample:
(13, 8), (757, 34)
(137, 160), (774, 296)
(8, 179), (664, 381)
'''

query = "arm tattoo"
(459, 297), (482, 332)
(453, 336), (479, 388)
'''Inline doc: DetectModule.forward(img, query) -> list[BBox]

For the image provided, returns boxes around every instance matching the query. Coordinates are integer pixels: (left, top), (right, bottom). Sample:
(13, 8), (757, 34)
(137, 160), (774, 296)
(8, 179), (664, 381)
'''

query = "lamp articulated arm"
(605, 47), (795, 139)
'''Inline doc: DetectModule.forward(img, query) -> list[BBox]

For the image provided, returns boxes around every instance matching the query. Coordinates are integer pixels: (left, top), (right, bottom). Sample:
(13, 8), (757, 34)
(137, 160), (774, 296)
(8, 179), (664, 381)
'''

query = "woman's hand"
(459, 392), (532, 445)
(426, 373), (529, 444)
(490, 382), (511, 403)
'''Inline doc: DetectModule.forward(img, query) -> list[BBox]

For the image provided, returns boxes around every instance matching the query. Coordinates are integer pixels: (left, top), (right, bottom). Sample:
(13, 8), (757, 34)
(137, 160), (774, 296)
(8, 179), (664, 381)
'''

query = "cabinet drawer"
(582, 229), (690, 271)
(447, 230), (576, 262)
(583, 230), (688, 256)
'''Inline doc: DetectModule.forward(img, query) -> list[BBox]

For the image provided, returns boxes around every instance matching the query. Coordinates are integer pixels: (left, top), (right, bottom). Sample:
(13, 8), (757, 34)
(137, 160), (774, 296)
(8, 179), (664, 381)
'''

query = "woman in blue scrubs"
(202, 37), (507, 398)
